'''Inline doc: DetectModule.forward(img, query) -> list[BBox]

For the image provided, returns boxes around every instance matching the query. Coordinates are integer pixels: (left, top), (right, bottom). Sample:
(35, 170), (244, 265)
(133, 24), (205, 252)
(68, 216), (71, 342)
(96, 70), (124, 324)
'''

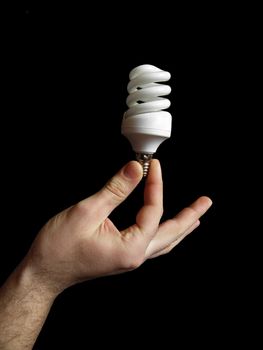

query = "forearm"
(0, 259), (57, 350)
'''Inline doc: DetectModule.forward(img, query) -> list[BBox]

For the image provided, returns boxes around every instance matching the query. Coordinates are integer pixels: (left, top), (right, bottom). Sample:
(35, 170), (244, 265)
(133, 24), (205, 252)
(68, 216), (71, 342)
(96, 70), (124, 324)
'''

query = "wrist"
(0, 257), (58, 349)
(13, 257), (60, 303)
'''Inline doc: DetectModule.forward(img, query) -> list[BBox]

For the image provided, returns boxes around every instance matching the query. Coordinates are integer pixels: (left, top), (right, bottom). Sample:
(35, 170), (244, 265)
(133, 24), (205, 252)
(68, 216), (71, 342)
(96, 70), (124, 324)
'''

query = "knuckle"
(125, 257), (143, 270)
(105, 178), (127, 201)
(163, 245), (175, 256)
(119, 251), (144, 270)
(71, 201), (91, 219)
(184, 207), (199, 219)
(74, 201), (88, 214)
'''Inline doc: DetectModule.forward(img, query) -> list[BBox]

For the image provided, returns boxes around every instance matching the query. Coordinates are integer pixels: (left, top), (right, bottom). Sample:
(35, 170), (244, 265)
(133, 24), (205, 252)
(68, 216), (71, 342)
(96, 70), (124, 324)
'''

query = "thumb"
(93, 161), (143, 218)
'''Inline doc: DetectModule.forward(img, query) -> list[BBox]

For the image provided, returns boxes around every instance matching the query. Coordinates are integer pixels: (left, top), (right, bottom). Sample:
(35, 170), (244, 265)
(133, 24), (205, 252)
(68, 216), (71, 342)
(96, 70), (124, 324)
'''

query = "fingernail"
(207, 198), (213, 207)
(123, 161), (142, 179)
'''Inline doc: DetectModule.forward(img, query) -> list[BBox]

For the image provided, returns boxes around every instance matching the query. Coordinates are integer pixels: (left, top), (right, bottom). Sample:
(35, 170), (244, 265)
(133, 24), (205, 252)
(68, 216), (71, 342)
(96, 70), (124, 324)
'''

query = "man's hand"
(0, 160), (212, 349)
(26, 160), (212, 293)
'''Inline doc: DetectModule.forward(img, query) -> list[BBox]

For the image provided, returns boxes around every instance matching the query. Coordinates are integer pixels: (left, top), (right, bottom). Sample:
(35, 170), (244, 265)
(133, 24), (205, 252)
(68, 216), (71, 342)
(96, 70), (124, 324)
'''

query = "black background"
(1, 2), (252, 349)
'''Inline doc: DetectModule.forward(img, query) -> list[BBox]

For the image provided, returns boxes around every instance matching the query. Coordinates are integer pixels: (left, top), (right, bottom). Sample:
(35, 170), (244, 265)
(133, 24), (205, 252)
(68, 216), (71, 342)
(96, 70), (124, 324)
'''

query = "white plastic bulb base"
(122, 112), (171, 177)
(121, 111), (171, 154)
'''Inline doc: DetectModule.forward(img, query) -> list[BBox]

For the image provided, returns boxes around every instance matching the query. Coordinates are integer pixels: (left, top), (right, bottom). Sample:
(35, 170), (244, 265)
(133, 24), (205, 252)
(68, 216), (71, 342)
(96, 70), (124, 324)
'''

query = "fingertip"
(123, 161), (143, 180)
(200, 196), (213, 208)
(146, 159), (162, 183)
(192, 197), (213, 215)
(150, 158), (161, 169)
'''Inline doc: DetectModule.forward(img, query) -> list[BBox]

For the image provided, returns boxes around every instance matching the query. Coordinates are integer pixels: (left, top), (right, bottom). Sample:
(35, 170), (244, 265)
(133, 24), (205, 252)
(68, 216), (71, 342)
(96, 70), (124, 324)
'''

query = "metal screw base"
(136, 153), (153, 177)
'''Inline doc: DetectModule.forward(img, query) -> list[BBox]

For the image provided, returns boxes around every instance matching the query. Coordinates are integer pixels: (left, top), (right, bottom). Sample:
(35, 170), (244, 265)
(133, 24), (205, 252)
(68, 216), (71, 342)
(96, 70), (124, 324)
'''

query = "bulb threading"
(136, 153), (153, 177)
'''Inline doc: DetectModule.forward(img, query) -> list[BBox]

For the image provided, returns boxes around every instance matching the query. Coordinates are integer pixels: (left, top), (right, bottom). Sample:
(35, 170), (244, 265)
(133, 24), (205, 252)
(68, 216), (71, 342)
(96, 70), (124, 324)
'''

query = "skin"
(0, 160), (212, 349)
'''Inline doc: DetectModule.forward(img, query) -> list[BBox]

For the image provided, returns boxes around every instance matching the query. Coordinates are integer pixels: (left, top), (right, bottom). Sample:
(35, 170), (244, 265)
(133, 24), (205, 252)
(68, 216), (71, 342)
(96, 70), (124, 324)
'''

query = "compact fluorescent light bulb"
(121, 64), (172, 176)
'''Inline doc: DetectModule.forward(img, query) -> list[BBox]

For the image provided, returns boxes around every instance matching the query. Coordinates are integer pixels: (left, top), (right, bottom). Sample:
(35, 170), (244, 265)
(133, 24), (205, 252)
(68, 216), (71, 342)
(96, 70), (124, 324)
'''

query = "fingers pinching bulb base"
(136, 153), (153, 177)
